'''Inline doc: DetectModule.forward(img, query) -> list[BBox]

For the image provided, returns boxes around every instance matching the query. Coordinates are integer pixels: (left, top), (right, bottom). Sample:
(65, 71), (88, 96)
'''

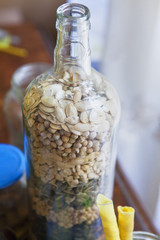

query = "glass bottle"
(3, 62), (51, 151)
(133, 231), (160, 240)
(23, 3), (120, 240)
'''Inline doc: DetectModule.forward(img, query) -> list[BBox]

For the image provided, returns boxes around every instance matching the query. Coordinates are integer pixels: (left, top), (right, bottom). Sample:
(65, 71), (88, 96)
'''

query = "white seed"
(65, 116), (79, 125)
(41, 96), (58, 107)
(74, 123), (91, 132)
(91, 121), (110, 132)
(59, 99), (72, 109)
(65, 103), (78, 117)
(89, 108), (105, 124)
(89, 131), (97, 139)
(50, 123), (61, 130)
(55, 90), (65, 100)
(75, 101), (92, 112)
(39, 104), (54, 113)
(43, 84), (62, 96)
(67, 125), (81, 135)
(73, 90), (82, 103)
(80, 111), (89, 123)
(55, 107), (66, 123)
(71, 134), (79, 139)
(61, 124), (70, 132)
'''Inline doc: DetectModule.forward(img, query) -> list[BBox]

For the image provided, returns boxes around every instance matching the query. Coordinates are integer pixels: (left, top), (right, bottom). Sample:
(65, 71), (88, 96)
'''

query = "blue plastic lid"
(0, 144), (25, 189)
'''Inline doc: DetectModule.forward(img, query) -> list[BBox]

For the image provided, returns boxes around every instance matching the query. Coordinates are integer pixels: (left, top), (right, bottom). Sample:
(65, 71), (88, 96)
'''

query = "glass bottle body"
(23, 4), (120, 240)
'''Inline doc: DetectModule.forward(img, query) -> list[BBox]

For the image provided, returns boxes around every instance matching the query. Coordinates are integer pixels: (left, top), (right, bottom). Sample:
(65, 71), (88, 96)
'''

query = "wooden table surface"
(0, 23), (158, 236)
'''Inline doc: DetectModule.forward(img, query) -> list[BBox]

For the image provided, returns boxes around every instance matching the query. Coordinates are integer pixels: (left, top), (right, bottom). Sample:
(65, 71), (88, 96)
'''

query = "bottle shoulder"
(23, 67), (120, 126)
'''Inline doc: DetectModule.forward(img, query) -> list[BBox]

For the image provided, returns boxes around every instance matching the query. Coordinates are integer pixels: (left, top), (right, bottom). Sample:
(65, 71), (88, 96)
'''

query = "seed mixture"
(23, 68), (120, 240)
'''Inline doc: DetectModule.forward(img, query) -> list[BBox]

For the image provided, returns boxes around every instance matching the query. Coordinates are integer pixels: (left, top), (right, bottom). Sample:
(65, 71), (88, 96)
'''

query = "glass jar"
(3, 62), (51, 151)
(0, 144), (28, 239)
(23, 3), (120, 240)
(133, 231), (160, 240)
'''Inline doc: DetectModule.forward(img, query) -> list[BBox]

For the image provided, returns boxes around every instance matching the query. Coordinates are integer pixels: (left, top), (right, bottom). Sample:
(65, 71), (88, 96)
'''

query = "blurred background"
(0, 0), (160, 234)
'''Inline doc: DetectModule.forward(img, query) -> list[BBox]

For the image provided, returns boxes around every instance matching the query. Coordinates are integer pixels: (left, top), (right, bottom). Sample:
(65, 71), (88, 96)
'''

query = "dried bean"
(87, 140), (93, 148)
(87, 148), (93, 154)
(65, 148), (71, 153)
(74, 143), (82, 149)
(37, 123), (45, 132)
(51, 142), (57, 148)
(71, 134), (78, 140)
(47, 132), (52, 139)
(69, 138), (76, 144)
(82, 140), (88, 146)
(44, 120), (50, 128)
(43, 139), (50, 146)
(64, 143), (72, 148)
(82, 131), (89, 137)
(62, 135), (69, 143)
(56, 139), (63, 146)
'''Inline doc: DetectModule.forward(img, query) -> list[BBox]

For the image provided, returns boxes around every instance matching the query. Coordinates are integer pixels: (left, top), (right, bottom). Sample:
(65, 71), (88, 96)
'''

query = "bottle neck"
(54, 3), (91, 77)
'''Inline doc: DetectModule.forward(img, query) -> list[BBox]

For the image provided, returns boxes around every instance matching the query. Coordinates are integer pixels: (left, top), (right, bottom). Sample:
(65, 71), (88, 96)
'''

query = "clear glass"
(0, 174), (28, 239)
(133, 231), (160, 240)
(3, 62), (51, 151)
(23, 3), (120, 240)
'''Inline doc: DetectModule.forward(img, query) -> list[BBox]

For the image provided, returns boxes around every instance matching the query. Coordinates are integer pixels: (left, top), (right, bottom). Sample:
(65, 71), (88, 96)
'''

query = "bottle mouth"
(57, 3), (90, 21)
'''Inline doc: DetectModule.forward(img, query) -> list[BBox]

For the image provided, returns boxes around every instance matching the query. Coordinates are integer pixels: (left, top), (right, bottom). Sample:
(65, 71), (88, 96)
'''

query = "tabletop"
(0, 22), (158, 236)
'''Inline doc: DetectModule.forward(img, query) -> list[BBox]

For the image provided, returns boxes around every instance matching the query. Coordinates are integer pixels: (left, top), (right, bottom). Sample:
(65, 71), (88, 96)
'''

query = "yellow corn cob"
(96, 194), (120, 240)
(118, 206), (135, 240)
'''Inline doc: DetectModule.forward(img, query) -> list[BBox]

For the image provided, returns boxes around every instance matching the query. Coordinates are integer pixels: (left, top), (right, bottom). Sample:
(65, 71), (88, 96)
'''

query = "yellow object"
(118, 206), (135, 240)
(0, 35), (28, 58)
(96, 193), (120, 240)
